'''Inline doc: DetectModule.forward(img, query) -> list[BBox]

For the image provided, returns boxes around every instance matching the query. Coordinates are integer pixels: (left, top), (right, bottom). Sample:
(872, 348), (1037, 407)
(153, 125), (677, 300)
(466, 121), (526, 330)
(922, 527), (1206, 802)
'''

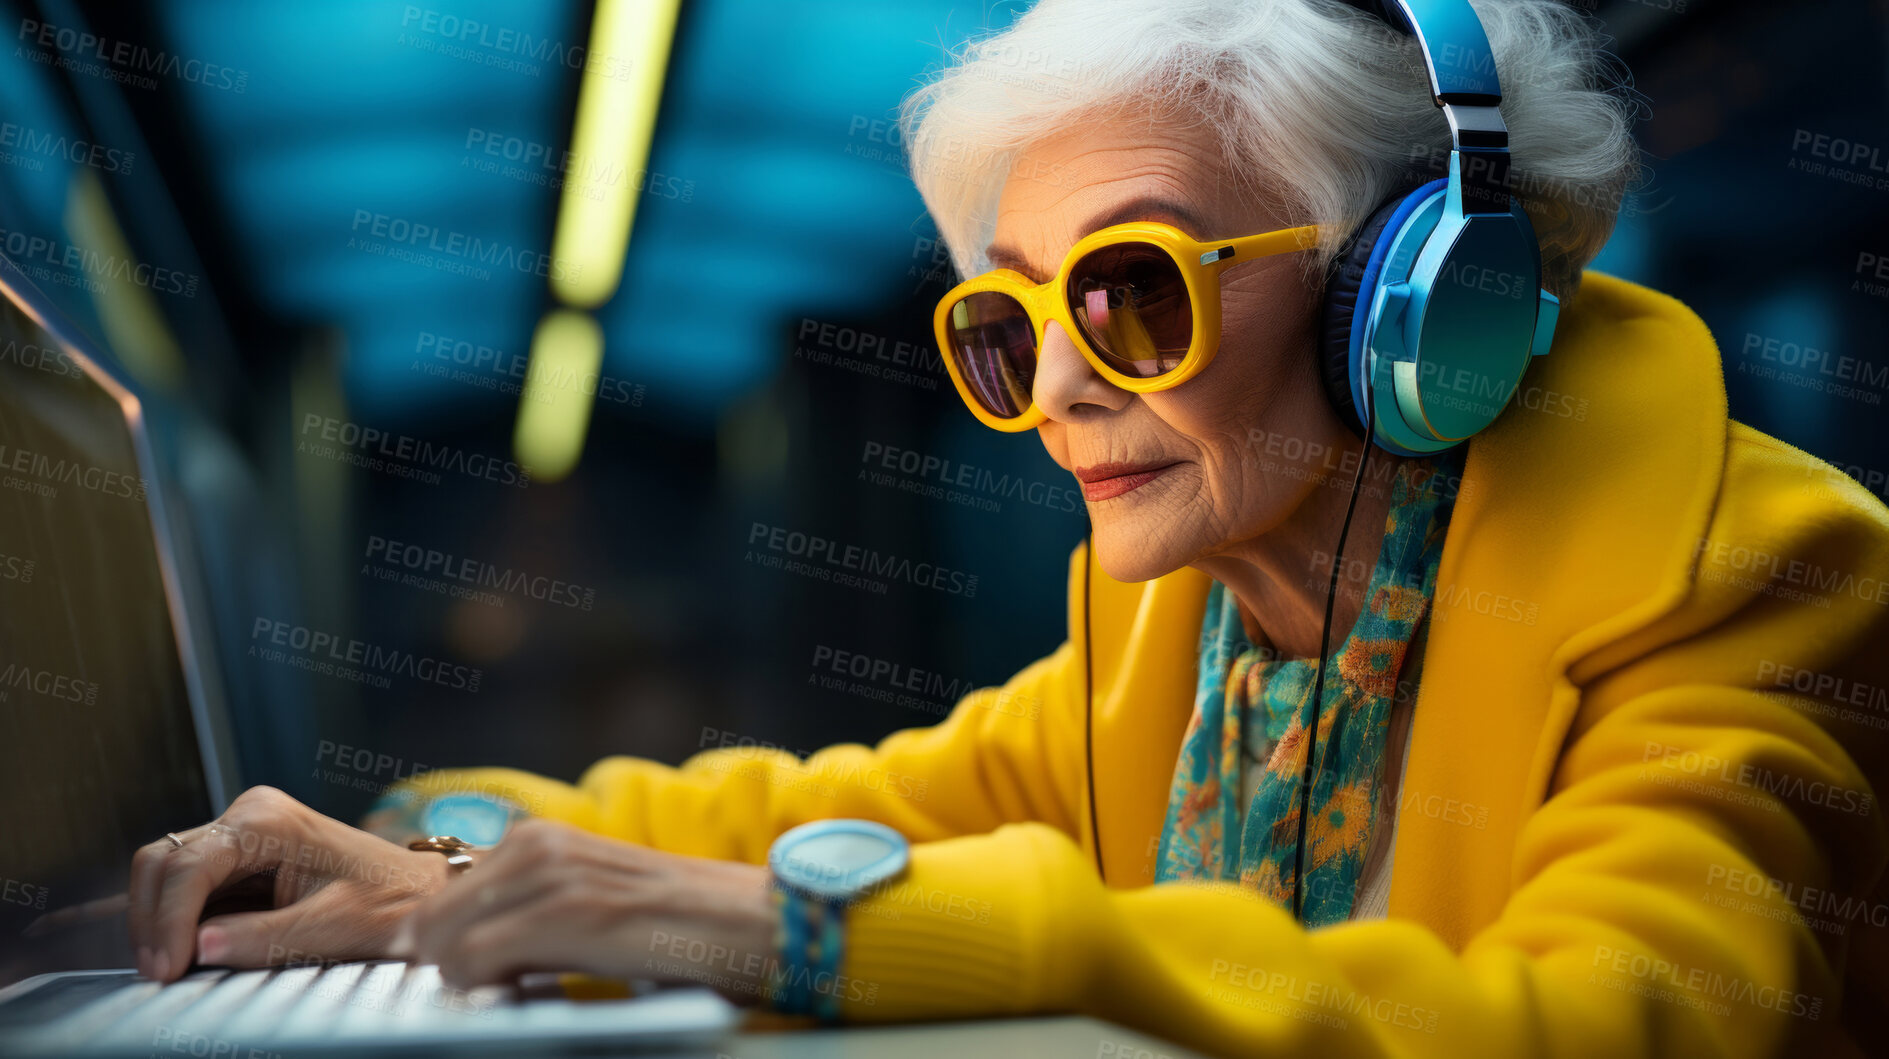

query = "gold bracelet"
(408, 835), (477, 874)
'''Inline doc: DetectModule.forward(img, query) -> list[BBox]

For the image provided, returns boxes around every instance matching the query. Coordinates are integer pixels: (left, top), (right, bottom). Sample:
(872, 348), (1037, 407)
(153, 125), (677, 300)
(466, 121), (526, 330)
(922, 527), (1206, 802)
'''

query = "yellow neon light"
(549, 0), (683, 309)
(513, 308), (605, 482)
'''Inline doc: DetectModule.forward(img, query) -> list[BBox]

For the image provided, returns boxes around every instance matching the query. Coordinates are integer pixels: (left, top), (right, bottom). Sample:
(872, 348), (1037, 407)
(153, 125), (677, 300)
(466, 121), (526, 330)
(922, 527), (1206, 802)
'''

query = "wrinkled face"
(989, 113), (1353, 583)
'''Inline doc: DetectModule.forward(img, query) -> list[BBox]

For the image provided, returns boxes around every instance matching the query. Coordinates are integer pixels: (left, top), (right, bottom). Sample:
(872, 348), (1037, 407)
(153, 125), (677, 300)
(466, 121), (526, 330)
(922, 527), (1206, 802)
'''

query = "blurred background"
(0, 0), (1882, 823)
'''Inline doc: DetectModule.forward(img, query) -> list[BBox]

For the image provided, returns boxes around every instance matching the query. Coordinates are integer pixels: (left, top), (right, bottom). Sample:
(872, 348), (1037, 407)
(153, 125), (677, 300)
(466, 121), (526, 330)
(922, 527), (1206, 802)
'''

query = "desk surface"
(720, 1016), (1212, 1059)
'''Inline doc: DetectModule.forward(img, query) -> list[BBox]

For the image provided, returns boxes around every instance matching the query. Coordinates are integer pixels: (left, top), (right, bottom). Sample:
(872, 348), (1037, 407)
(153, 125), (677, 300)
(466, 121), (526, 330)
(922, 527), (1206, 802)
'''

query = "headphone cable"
(1083, 533), (1104, 882)
(1291, 377), (1377, 922)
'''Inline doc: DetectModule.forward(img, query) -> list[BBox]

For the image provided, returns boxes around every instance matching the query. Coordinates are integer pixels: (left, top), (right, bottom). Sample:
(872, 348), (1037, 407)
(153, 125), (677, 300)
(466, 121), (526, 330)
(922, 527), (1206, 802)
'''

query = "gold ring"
(165, 833), (186, 850)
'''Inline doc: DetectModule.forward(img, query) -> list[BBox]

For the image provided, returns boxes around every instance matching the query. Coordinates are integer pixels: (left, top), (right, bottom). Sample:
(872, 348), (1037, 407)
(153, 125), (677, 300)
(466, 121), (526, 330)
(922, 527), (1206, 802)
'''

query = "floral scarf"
(1154, 451), (1460, 926)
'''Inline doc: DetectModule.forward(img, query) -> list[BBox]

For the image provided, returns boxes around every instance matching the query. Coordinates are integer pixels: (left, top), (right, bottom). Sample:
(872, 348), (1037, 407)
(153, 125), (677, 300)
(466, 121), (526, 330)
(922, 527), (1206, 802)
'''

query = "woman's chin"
(1089, 521), (1191, 584)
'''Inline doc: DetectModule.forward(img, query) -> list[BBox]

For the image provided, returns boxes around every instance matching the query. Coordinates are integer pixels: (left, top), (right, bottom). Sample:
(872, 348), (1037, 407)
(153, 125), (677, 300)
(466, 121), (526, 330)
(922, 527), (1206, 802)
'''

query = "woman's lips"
(1073, 461), (1180, 502)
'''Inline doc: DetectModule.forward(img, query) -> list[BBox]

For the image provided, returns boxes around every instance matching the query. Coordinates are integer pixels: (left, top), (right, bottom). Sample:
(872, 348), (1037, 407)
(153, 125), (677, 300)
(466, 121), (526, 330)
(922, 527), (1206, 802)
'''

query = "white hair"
(898, 0), (1645, 300)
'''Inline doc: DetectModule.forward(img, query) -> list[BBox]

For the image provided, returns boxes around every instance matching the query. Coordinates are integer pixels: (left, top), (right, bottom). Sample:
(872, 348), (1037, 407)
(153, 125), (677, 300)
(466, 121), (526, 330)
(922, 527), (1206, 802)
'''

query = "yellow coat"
(389, 273), (1889, 1057)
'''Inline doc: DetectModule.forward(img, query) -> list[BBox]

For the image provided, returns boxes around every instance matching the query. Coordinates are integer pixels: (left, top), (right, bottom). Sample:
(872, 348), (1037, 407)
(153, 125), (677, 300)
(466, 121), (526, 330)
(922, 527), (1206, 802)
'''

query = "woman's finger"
(448, 862), (690, 990)
(400, 819), (575, 958)
(192, 908), (290, 968)
(143, 826), (267, 982)
(125, 821), (228, 975)
(405, 858), (561, 965)
(434, 894), (587, 989)
(193, 902), (353, 969)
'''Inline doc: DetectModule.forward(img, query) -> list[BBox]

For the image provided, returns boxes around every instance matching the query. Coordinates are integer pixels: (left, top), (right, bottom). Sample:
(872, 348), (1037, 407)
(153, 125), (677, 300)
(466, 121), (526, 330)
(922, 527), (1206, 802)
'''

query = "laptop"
(0, 252), (739, 1055)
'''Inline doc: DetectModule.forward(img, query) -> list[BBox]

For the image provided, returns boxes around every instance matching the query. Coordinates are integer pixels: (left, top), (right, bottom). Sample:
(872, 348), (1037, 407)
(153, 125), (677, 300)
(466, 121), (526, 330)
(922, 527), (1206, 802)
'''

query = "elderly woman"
(128, 0), (1889, 1055)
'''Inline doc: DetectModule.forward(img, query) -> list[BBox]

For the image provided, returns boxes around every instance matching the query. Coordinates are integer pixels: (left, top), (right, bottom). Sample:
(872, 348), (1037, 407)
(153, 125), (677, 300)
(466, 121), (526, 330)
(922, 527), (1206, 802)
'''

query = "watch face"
(420, 793), (519, 847)
(771, 820), (910, 901)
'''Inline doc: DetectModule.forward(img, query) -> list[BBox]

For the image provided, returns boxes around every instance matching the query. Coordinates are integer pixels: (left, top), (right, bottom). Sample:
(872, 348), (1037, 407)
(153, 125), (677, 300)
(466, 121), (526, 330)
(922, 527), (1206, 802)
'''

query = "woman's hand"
(128, 785), (450, 982)
(400, 818), (777, 1001)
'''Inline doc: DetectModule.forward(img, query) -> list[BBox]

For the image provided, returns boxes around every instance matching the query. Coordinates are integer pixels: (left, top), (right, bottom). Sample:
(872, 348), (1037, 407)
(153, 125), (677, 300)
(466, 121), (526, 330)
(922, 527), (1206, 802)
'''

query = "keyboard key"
(81, 969), (228, 1053)
(214, 964), (322, 1041)
(271, 963), (370, 1042)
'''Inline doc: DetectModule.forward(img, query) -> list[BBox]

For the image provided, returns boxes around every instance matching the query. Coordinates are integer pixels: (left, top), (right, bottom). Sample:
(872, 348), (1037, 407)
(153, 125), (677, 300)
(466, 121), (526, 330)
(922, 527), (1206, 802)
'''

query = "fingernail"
(137, 946), (153, 979)
(152, 948), (170, 982)
(197, 926), (226, 965)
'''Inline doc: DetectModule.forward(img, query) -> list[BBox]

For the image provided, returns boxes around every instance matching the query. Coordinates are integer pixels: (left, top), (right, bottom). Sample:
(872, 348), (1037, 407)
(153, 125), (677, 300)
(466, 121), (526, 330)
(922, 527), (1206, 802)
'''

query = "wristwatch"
(408, 835), (478, 874)
(420, 792), (520, 847)
(766, 820), (909, 1020)
(769, 819), (910, 901)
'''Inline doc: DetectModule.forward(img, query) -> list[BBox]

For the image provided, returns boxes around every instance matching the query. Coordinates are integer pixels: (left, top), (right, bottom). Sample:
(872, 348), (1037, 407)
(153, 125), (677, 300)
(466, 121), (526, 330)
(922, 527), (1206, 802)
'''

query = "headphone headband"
(1333, 0), (1508, 211)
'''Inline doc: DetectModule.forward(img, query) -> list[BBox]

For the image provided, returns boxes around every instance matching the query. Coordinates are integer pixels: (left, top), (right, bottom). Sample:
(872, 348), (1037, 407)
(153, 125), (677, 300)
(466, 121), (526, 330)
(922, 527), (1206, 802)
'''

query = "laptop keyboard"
(1, 961), (729, 1056)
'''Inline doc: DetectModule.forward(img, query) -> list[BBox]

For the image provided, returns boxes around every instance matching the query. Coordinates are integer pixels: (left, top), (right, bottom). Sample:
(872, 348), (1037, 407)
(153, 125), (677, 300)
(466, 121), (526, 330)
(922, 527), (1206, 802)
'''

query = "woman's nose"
(1033, 319), (1131, 422)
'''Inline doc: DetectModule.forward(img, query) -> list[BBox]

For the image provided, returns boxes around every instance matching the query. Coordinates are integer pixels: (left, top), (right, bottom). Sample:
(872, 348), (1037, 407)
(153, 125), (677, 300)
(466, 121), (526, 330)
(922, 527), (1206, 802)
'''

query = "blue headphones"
(1319, 0), (1560, 456)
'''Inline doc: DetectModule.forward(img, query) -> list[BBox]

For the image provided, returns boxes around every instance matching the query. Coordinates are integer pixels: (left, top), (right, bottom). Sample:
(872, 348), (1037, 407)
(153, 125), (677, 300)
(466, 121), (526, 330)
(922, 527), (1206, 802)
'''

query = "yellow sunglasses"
(933, 220), (1321, 431)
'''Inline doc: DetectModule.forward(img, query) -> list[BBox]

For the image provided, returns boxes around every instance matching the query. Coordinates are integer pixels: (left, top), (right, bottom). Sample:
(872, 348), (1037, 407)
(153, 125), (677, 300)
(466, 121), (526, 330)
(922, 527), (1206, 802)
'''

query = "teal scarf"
(1154, 452), (1460, 925)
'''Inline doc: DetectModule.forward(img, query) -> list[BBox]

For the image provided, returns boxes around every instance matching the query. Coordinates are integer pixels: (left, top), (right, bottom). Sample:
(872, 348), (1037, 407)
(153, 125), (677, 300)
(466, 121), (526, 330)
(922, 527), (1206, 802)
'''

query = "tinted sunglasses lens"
(1067, 243), (1193, 378)
(945, 291), (1037, 419)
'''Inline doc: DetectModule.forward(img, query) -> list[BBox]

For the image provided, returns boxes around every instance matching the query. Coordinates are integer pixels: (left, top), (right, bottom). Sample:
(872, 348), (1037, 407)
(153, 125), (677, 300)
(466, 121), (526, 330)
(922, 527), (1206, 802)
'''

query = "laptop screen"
(0, 283), (213, 986)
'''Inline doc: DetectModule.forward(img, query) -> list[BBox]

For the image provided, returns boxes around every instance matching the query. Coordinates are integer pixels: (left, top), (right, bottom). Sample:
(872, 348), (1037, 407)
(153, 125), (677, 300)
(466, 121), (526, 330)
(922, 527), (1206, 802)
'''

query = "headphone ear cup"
(1317, 199), (1406, 438)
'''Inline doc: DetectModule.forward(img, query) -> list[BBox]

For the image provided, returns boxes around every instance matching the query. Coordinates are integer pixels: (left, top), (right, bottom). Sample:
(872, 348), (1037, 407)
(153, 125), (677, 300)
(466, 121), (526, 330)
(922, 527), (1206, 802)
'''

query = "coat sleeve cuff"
(836, 823), (1099, 1021)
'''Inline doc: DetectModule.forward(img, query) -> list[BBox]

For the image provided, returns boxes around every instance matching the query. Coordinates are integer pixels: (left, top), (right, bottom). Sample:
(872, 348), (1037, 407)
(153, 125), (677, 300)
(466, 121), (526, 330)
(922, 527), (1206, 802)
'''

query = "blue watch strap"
(770, 886), (811, 1015)
(811, 898), (845, 1022)
(770, 886), (847, 1021)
